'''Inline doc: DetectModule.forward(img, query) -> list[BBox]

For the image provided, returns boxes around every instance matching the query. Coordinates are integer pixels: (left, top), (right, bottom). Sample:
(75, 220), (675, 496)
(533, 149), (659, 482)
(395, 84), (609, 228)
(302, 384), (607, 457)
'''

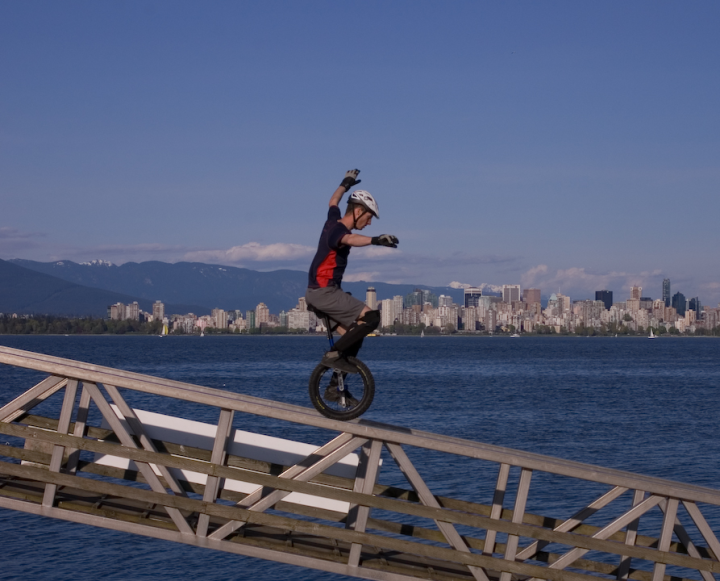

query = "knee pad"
(360, 310), (380, 332)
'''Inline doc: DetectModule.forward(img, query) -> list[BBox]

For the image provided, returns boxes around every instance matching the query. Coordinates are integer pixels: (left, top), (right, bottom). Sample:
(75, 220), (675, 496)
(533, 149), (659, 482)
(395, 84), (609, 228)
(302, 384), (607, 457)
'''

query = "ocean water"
(0, 335), (719, 581)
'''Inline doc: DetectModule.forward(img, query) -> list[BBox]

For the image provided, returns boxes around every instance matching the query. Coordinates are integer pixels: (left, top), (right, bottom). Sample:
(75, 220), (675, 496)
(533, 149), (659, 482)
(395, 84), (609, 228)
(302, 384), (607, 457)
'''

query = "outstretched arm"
(340, 234), (373, 247)
(340, 234), (399, 248)
(329, 169), (361, 207)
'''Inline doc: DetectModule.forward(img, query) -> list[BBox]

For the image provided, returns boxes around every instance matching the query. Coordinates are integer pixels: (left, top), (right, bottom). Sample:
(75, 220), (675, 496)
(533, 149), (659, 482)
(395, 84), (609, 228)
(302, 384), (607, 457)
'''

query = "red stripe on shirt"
(316, 250), (337, 288)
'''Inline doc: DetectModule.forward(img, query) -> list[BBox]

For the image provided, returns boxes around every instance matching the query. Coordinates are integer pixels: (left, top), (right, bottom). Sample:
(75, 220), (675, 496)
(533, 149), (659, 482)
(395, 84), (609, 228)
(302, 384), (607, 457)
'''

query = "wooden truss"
(1, 345), (719, 581)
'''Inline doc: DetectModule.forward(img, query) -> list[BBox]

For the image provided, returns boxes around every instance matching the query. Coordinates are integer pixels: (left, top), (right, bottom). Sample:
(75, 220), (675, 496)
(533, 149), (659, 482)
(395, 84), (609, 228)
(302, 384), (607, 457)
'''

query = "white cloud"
(449, 281), (503, 293)
(343, 271), (382, 282)
(0, 226), (45, 258)
(520, 264), (668, 298)
(184, 242), (315, 264)
(0, 227), (39, 240)
(520, 264), (549, 288)
(352, 246), (399, 259)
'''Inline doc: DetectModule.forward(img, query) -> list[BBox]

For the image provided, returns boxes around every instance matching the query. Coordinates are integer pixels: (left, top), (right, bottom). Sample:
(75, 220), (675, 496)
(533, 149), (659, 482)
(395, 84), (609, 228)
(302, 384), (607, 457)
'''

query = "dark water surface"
(1, 335), (718, 580)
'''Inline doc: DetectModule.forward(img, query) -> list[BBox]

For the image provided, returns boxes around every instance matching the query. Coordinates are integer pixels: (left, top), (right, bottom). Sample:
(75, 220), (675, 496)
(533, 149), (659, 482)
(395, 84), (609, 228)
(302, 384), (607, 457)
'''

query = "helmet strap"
(353, 207), (367, 230)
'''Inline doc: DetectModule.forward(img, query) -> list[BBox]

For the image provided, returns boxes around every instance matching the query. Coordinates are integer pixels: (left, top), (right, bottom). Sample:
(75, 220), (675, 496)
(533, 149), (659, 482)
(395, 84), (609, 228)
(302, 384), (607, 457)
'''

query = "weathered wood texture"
(1, 345), (719, 581)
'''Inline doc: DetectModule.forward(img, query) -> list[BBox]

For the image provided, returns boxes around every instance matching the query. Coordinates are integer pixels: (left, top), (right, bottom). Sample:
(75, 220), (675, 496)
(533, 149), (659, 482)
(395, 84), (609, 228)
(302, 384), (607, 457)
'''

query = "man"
(306, 169), (399, 375)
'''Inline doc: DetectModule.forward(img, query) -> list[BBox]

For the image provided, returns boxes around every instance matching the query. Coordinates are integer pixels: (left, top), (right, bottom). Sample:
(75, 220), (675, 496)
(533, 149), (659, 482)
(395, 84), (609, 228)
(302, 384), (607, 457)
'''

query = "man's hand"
(371, 234), (399, 248)
(340, 169), (361, 192)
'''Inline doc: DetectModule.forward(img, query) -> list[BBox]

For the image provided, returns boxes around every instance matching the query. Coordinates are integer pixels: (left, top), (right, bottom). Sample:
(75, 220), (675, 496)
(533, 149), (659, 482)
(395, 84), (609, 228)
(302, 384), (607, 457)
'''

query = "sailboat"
(160, 324), (168, 337)
(420, 329), (424, 338)
(649, 328), (656, 339)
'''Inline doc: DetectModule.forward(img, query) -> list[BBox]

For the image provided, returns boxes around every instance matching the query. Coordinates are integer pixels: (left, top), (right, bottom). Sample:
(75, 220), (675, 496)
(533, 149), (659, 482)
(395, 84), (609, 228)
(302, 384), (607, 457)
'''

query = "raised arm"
(329, 169), (361, 207)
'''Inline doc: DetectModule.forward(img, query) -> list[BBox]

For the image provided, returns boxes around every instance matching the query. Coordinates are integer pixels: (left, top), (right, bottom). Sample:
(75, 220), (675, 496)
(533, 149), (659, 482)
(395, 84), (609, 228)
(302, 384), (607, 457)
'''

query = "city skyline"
(112, 272), (718, 336)
(2, 3), (719, 303)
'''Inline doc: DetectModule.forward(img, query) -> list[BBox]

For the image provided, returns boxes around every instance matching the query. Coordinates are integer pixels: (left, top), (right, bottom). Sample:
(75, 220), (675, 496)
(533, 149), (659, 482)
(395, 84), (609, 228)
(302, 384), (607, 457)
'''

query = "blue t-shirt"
(308, 206), (351, 289)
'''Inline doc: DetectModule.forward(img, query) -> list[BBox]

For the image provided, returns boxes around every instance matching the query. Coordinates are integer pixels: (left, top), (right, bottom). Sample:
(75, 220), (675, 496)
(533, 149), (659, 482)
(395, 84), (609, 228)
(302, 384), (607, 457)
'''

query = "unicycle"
(308, 310), (375, 421)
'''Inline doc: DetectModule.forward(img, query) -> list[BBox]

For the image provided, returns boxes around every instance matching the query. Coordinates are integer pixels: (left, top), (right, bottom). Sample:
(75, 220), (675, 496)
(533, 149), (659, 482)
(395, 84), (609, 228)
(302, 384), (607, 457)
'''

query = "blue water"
(1, 335), (719, 581)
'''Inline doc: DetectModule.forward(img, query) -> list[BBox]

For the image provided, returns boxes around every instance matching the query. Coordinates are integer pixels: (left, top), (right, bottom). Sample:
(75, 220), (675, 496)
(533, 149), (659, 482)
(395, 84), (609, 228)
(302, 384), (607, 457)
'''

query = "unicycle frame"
(318, 313), (349, 406)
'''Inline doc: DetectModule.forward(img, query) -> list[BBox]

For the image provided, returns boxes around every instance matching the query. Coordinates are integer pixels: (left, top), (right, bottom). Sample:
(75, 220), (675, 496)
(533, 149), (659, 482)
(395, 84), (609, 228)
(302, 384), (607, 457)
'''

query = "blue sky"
(2, 1), (719, 303)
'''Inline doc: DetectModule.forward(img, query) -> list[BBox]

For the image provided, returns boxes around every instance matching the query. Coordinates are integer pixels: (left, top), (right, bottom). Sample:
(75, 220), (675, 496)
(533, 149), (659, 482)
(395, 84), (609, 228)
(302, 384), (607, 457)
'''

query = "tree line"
(0, 316), (162, 335)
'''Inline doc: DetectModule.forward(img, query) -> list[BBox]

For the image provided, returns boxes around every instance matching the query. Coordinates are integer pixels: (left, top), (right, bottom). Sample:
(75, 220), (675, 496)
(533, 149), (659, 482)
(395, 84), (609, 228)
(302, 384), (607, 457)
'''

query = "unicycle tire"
(309, 356), (375, 421)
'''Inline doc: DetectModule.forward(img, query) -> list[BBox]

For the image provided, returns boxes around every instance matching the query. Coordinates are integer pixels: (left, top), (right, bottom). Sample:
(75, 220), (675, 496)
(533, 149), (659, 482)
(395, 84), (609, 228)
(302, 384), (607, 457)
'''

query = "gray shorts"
(305, 286), (366, 329)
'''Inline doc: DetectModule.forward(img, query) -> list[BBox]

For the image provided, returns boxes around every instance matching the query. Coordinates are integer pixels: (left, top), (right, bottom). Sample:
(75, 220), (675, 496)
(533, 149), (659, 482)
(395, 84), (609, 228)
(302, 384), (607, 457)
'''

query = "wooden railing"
(0, 345), (719, 581)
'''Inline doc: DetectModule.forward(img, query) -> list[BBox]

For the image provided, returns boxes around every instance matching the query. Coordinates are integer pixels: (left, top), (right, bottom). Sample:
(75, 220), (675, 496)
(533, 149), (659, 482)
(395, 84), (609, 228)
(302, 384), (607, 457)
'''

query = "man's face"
(354, 208), (373, 230)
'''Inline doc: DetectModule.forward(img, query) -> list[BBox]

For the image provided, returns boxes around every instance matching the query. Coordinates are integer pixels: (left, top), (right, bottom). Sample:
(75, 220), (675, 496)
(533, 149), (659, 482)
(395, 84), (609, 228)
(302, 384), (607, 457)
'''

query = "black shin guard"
(333, 310), (379, 354)
(343, 338), (364, 359)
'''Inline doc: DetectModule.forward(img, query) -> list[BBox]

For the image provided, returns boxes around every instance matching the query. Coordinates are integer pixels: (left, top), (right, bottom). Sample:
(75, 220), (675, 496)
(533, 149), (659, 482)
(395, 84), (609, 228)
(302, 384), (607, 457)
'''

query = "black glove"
(340, 169), (361, 191)
(371, 234), (399, 248)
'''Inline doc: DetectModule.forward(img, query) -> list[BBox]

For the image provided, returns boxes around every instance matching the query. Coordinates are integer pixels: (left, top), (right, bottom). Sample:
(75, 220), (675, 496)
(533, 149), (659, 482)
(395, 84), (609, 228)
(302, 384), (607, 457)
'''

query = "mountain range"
(3, 259), (467, 317)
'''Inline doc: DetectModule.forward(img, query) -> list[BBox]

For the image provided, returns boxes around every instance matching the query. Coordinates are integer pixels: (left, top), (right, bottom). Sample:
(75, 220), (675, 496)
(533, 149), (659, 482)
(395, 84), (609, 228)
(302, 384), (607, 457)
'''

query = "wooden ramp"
(1, 345), (720, 581)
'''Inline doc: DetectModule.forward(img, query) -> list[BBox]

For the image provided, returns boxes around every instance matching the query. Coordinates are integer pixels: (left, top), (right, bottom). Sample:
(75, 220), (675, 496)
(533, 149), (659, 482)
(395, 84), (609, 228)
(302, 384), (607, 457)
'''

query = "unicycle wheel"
(308, 356), (375, 421)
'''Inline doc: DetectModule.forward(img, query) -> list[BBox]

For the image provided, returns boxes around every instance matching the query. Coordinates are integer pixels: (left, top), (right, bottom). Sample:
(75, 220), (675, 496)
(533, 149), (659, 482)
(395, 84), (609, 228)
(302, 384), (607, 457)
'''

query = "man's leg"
(332, 309), (380, 355)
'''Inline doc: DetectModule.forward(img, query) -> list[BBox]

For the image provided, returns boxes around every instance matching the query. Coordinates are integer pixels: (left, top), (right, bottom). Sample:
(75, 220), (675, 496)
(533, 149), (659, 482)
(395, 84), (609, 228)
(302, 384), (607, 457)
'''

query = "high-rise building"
(663, 279), (671, 307)
(422, 289), (438, 308)
(366, 287), (377, 310)
(688, 297), (702, 314)
(393, 295), (404, 315)
(246, 310), (256, 330)
(672, 292), (686, 317)
(464, 287), (482, 308)
(109, 303), (126, 320)
(297, 297), (307, 311)
(502, 285), (521, 304)
(256, 303), (270, 324)
(438, 295), (453, 307)
(595, 290), (613, 311)
(152, 301), (165, 321)
(212, 308), (228, 329)
(127, 302), (140, 321)
(380, 298), (396, 328)
(279, 310), (288, 327)
(630, 286), (642, 300)
(523, 288), (541, 304)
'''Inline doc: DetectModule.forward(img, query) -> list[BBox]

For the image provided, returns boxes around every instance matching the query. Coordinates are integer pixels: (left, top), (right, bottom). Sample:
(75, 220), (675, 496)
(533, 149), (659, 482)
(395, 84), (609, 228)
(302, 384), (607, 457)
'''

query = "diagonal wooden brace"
(527, 494), (665, 581)
(0, 375), (68, 423)
(386, 441), (491, 581)
(103, 384), (188, 497)
(517, 485), (629, 560)
(209, 433), (367, 541)
(84, 382), (193, 534)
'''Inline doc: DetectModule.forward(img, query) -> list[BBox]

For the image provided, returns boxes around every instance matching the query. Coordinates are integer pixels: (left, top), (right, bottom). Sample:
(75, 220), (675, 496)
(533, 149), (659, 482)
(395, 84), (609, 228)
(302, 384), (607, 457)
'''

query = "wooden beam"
(386, 442), (490, 581)
(0, 422), (715, 573)
(483, 463), (510, 557)
(1, 346), (719, 510)
(500, 468), (532, 581)
(42, 379), (78, 507)
(83, 382), (193, 535)
(197, 408), (234, 537)
(0, 375), (67, 422)
(348, 440), (383, 567)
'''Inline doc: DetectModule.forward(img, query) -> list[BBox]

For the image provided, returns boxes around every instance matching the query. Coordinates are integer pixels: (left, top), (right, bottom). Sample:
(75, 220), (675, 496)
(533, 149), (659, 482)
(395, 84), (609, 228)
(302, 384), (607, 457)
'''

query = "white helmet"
(348, 190), (379, 219)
